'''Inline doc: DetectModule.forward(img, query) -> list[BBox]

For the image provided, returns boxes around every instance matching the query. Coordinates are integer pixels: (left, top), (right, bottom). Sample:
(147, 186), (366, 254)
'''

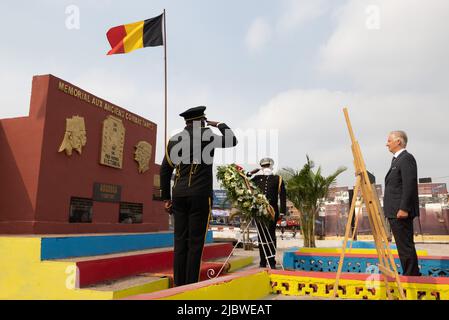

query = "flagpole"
(163, 9), (168, 148)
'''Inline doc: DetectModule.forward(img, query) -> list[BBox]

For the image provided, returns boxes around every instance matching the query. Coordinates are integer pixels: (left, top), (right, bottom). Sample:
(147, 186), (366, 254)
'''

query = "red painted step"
(77, 243), (233, 287)
(154, 261), (230, 284)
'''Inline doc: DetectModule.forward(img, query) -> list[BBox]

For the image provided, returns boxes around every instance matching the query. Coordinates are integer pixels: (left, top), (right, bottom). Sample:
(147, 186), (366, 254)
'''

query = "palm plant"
(280, 156), (347, 248)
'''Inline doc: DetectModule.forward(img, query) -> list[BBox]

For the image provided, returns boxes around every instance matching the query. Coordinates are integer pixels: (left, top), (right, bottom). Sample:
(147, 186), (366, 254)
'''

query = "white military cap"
(259, 157), (274, 167)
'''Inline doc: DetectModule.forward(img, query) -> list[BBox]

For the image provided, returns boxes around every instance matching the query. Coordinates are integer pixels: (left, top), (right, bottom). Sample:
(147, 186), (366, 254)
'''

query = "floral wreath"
(216, 164), (275, 224)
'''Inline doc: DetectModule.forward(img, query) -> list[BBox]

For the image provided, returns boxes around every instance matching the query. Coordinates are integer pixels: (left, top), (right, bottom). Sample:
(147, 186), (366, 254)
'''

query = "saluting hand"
(206, 120), (220, 127)
(246, 168), (260, 177)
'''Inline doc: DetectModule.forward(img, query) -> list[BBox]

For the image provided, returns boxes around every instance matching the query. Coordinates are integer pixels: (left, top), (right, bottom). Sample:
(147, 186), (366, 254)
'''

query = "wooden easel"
(332, 108), (406, 300)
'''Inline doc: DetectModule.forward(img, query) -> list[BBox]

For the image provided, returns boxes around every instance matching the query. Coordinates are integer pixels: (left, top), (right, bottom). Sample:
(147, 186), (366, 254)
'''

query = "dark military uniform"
(251, 172), (286, 268)
(160, 106), (237, 286)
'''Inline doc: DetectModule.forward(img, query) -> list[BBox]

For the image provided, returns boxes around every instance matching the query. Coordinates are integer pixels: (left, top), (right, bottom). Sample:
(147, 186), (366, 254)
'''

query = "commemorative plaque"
(93, 182), (122, 203)
(100, 115), (125, 169)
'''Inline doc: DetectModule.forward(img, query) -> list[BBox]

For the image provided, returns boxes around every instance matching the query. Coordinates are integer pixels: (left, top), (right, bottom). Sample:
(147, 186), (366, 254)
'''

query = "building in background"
(211, 190), (232, 225)
(417, 182), (449, 234)
(210, 180), (449, 236)
(315, 181), (449, 237)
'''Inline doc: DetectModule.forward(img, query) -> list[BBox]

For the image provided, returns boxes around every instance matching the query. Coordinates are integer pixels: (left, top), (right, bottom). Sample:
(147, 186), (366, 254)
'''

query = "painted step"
(206, 255), (255, 273)
(153, 256), (255, 282)
(270, 269), (449, 300)
(293, 247), (428, 256)
(56, 242), (233, 287)
(124, 269), (271, 300)
(345, 240), (397, 249)
(41, 231), (214, 260)
(84, 274), (170, 300)
(125, 268), (449, 300)
(283, 251), (449, 277)
(153, 262), (226, 283)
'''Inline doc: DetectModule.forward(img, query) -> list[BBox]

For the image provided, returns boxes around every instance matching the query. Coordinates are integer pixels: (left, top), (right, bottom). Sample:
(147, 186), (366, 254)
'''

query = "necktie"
(391, 157), (396, 165)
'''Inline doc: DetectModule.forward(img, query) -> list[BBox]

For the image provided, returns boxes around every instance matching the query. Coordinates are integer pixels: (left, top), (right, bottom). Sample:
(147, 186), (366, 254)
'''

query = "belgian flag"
(106, 14), (164, 55)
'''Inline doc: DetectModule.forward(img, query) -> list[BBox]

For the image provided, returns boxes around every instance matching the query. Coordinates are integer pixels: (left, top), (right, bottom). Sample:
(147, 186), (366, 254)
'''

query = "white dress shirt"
(394, 148), (406, 159)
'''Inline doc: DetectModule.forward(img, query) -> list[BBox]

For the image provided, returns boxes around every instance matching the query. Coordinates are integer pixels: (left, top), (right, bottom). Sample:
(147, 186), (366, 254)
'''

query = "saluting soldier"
(248, 158), (287, 269)
(160, 106), (238, 286)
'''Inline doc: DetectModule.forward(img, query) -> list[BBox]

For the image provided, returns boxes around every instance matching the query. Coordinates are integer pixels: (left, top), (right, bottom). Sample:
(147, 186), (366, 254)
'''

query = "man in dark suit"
(384, 130), (420, 276)
(160, 106), (238, 286)
(248, 158), (286, 269)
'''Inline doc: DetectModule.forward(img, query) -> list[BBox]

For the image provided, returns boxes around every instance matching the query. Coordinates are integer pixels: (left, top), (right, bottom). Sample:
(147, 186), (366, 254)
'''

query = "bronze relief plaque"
(100, 115), (125, 169)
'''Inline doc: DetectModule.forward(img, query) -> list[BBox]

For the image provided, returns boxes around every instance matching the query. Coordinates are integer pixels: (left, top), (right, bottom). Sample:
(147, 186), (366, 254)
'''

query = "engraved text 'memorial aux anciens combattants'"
(57, 80), (154, 173)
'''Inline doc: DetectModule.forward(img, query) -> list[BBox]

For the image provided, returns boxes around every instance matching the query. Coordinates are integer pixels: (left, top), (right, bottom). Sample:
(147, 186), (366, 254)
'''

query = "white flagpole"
(163, 9), (168, 148)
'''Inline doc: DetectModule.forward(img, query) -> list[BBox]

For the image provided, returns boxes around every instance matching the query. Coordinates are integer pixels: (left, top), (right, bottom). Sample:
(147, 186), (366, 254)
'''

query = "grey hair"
(390, 130), (408, 147)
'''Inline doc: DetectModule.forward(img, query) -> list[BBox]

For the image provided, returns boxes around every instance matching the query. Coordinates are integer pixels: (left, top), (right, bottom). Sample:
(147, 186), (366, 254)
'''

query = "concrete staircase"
(0, 231), (253, 299)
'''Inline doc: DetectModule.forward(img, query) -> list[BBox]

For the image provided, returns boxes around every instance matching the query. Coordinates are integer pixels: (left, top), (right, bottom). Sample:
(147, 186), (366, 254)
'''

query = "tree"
(280, 156), (346, 248)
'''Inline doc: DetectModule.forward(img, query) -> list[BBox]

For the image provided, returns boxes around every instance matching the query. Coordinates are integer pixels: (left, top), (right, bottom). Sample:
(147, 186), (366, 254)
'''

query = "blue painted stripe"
(285, 242), (397, 250)
(41, 231), (214, 260)
(346, 241), (397, 249)
(283, 252), (449, 277)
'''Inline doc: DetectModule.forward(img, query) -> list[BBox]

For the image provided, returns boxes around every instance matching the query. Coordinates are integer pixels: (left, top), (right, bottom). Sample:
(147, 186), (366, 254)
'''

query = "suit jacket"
(384, 150), (420, 219)
(160, 123), (238, 200)
(251, 174), (287, 218)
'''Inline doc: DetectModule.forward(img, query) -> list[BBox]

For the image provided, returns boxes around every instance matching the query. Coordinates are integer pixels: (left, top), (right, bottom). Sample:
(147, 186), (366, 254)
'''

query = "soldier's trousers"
(172, 196), (211, 286)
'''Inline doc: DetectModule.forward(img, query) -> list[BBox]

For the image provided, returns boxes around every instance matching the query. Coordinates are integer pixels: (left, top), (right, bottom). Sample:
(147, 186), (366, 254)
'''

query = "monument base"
(0, 231), (255, 300)
(0, 220), (167, 235)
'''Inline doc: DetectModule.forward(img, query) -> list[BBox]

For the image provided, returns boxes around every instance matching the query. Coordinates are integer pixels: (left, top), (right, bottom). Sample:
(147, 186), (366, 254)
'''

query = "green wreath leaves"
(216, 164), (274, 224)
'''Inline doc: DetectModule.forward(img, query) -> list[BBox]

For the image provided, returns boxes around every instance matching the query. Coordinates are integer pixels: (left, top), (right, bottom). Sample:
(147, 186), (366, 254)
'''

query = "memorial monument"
(0, 74), (167, 234)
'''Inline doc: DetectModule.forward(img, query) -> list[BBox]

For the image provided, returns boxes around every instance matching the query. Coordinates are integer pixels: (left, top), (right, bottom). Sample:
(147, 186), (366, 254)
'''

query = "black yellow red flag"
(106, 14), (164, 55)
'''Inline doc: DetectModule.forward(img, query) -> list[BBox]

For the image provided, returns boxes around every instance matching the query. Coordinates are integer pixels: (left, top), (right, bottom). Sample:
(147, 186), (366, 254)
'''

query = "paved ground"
(415, 242), (449, 256)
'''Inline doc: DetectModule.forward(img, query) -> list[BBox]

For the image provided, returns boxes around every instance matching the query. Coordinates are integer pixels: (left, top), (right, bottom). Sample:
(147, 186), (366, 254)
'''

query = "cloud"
(245, 88), (449, 187)
(0, 70), (33, 119)
(239, 0), (449, 188)
(245, 0), (330, 51)
(245, 17), (273, 52)
(320, 0), (449, 92)
(276, 0), (330, 33)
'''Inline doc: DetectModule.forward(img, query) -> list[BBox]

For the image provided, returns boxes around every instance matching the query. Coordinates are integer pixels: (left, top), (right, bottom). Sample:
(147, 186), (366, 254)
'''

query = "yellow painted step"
(86, 275), (170, 300)
(297, 247), (428, 256)
(206, 256), (255, 273)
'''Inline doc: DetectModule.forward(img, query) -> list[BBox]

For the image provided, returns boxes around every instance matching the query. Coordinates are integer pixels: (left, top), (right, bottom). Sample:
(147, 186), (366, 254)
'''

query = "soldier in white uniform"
(248, 158), (287, 269)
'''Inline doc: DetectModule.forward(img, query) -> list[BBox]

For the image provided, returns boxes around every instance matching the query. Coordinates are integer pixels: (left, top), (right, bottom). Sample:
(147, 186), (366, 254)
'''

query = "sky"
(0, 0), (448, 189)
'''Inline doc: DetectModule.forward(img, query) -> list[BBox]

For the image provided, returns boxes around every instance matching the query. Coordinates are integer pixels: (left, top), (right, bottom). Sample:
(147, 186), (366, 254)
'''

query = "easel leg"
(333, 175), (361, 298)
(349, 200), (363, 251)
